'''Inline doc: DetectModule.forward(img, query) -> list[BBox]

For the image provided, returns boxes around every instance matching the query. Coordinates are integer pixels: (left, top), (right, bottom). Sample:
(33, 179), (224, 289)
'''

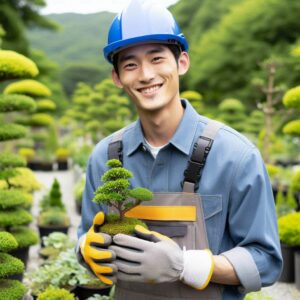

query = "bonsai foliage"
(0, 94), (36, 112)
(218, 98), (246, 132)
(0, 232), (26, 299)
(278, 212), (300, 246)
(0, 50), (39, 80)
(282, 86), (300, 138)
(37, 286), (75, 300)
(49, 178), (64, 208)
(4, 79), (51, 97)
(93, 159), (153, 221)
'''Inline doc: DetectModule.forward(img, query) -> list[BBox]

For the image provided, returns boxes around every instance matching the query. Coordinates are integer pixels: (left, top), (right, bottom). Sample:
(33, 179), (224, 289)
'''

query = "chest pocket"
(201, 195), (223, 254)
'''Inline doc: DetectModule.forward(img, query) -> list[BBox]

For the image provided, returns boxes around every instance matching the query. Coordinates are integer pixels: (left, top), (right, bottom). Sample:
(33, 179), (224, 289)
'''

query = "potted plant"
(86, 286), (115, 300)
(38, 178), (70, 244)
(56, 147), (70, 170)
(92, 159), (153, 235)
(278, 212), (300, 282)
(18, 147), (36, 170)
(37, 286), (75, 300)
(0, 231), (26, 299)
(39, 232), (75, 259)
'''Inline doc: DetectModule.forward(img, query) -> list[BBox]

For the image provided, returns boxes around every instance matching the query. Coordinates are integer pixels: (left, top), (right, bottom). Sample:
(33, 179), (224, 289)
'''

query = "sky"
(41, 0), (179, 15)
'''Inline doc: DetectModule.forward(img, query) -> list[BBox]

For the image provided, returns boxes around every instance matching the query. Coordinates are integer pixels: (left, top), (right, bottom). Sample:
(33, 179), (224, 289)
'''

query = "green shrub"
(10, 226), (39, 249)
(4, 79), (51, 97)
(283, 86), (300, 109)
(283, 120), (300, 136)
(36, 99), (56, 112)
(86, 285), (115, 300)
(49, 178), (64, 209)
(37, 286), (75, 300)
(0, 279), (27, 300)
(56, 148), (70, 160)
(0, 94), (36, 112)
(0, 123), (27, 141)
(0, 208), (32, 227)
(278, 212), (300, 246)
(266, 164), (280, 180)
(0, 253), (24, 277)
(18, 148), (36, 161)
(0, 232), (18, 252)
(42, 232), (74, 252)
(0, 153), (26, 169)
(218, 98), (245, 112)
(31, 131), (48, 142)
(0, 49), (39, 79)
(0, 190), (27, 209)
(29, 113), (54, 127)
(38, 209), (70, 227)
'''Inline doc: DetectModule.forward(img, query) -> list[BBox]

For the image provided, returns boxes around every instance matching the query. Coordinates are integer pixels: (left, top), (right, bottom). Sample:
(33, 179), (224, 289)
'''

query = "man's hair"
(112, 44), (182, 76)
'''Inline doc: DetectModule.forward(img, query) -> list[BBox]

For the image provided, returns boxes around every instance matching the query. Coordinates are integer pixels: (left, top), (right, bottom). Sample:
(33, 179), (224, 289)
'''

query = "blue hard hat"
(103, 0), (188, 63)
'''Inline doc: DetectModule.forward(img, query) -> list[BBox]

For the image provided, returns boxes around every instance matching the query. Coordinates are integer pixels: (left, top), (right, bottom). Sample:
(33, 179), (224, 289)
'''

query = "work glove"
(109, 225), (214, 290)
(80, 211), (117, 285)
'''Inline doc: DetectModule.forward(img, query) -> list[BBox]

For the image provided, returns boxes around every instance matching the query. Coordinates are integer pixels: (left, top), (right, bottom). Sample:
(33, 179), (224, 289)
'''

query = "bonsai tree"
(93, 159), (153, 235)
(218, 98), (246, 132)
(0, 231), (26, 300)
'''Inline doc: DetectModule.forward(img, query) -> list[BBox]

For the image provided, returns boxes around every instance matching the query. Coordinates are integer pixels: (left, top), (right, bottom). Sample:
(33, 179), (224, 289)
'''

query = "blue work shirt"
(78, 99), (282, 299)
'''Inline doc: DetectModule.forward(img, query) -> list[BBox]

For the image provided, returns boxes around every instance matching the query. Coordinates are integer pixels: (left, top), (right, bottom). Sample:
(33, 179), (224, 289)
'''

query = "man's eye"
(153, 57), (163, 62)
(124, 63), (136, 69)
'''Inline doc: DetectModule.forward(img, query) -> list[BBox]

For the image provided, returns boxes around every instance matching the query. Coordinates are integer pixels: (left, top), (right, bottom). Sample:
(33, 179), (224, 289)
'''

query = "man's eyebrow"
(119, 46), (166, 64)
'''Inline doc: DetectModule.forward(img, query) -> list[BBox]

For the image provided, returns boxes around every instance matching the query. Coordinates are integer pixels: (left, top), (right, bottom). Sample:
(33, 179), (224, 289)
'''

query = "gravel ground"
(25, 169), (300, 299)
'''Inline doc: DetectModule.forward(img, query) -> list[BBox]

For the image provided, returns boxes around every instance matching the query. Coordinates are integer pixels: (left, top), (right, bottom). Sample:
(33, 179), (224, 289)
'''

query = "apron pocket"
(146, 221), (187, 238)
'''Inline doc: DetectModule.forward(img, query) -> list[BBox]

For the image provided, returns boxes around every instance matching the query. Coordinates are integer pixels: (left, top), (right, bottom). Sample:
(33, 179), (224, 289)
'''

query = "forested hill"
(28, 12), (114, 68)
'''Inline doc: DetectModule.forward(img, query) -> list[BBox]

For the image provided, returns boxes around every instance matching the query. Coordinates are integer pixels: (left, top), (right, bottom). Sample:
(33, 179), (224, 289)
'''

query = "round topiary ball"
(283, 120), (300, 136)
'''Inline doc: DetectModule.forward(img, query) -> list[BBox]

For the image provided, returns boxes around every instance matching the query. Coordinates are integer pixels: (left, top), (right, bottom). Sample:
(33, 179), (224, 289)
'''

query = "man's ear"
(112, 69), (123, 88)
(178, 52), (190, 76)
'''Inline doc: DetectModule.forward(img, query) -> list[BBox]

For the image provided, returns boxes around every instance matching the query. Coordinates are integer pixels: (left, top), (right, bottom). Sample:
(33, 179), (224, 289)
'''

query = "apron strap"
(182, 120), (224, 193)
(108, 129), (124, 163)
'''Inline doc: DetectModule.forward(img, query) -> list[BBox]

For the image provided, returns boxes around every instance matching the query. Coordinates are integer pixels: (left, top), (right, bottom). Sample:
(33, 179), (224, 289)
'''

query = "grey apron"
(108, 120), (223, 300)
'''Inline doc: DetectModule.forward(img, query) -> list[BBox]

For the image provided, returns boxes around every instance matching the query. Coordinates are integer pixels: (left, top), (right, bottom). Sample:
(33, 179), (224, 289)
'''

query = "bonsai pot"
(279, 243), (300, 282)
(38, 225), (69, 246)
(39, 161), (53, 171)
(10, 246), (29, 267)
(295, 251), (300, 291)
(75, 201), (82, 215)
(57, 160), (68, 170)
(75, 285), (111, 300)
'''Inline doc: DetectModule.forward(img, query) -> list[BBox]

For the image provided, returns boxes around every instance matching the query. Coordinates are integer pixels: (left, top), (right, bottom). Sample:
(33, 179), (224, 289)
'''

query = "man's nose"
(139, 63), (155, 83)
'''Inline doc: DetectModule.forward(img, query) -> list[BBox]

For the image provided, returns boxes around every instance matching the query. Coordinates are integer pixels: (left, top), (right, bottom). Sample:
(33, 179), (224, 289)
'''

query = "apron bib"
(107, 119), (224, 300)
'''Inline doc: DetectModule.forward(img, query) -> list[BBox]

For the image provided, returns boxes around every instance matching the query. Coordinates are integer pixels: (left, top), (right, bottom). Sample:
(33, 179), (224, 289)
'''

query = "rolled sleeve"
(227, 147), (283, 291)
(222, 247), (261, 293)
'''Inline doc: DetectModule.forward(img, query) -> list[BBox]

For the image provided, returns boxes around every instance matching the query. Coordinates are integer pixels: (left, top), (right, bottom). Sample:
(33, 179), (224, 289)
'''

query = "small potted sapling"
(93, 159), (153, 235)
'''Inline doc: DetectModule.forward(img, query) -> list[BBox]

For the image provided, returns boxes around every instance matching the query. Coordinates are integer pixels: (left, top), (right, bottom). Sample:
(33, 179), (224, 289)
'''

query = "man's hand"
(80, 212), (117, 285)
(109, 225), (214, 289)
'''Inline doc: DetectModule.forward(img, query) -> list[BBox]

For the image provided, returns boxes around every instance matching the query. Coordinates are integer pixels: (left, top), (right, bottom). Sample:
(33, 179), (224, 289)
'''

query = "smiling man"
(77, 0), (282, 299)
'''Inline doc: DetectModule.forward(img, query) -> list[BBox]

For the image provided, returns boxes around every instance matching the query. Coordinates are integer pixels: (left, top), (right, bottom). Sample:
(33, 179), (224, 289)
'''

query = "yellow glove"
(80, 212), (116, 285)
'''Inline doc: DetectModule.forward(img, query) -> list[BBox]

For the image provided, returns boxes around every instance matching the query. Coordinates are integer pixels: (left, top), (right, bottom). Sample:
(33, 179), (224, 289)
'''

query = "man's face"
(112, 43), (189, 114)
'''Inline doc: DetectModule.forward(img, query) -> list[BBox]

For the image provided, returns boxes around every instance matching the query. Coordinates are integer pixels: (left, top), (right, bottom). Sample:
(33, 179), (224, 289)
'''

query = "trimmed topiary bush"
(0, 190), (27, 209)
(4, 79), (51, 97)
(0, 253), (24, 277)
(0, 94), (36, 112)
(283, 86), (300, 108)
(0, 209), (32, 227)
(37, 286), (75, 300)
(28, 113), (54, 127)
(38, 209), (70, 227)
(0, 279), (27, 300)
(10, 227), (39, 249)
(0, 232), (18, 253)
(283, 120), (300, 136)
(18, 148), (36, 162)
(0, 124), (27, 141)
(278, 212), (300, 246)
(36, 99), (56, 112)
(0, 50), (39, 79)
(0, 153), (26, 169)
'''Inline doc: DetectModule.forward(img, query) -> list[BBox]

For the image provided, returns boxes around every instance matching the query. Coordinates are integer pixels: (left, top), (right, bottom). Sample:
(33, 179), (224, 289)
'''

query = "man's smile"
(137, 83), (163, 96)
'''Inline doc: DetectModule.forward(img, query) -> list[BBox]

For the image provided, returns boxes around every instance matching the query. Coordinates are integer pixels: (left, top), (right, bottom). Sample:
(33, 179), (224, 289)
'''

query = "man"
(77, 0), (282, 299)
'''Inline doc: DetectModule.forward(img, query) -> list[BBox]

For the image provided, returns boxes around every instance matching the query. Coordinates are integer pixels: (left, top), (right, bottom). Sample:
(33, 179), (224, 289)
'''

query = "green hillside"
(28, 12), (114, 68)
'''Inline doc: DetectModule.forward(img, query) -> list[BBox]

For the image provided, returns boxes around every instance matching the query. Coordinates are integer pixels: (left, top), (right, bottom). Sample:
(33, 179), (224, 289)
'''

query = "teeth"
(140, 85), (160, 94)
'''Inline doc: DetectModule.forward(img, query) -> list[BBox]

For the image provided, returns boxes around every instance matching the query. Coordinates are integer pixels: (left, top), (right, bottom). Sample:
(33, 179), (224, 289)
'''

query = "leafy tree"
(0, 0), (58, 54)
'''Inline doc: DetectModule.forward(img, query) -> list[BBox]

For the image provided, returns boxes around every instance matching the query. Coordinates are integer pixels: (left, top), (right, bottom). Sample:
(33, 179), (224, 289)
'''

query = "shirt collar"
(126, 99), (200, 156)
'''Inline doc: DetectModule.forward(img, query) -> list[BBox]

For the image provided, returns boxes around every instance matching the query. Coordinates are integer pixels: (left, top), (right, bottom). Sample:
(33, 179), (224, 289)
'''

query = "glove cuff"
(180, 249), (214, 290)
